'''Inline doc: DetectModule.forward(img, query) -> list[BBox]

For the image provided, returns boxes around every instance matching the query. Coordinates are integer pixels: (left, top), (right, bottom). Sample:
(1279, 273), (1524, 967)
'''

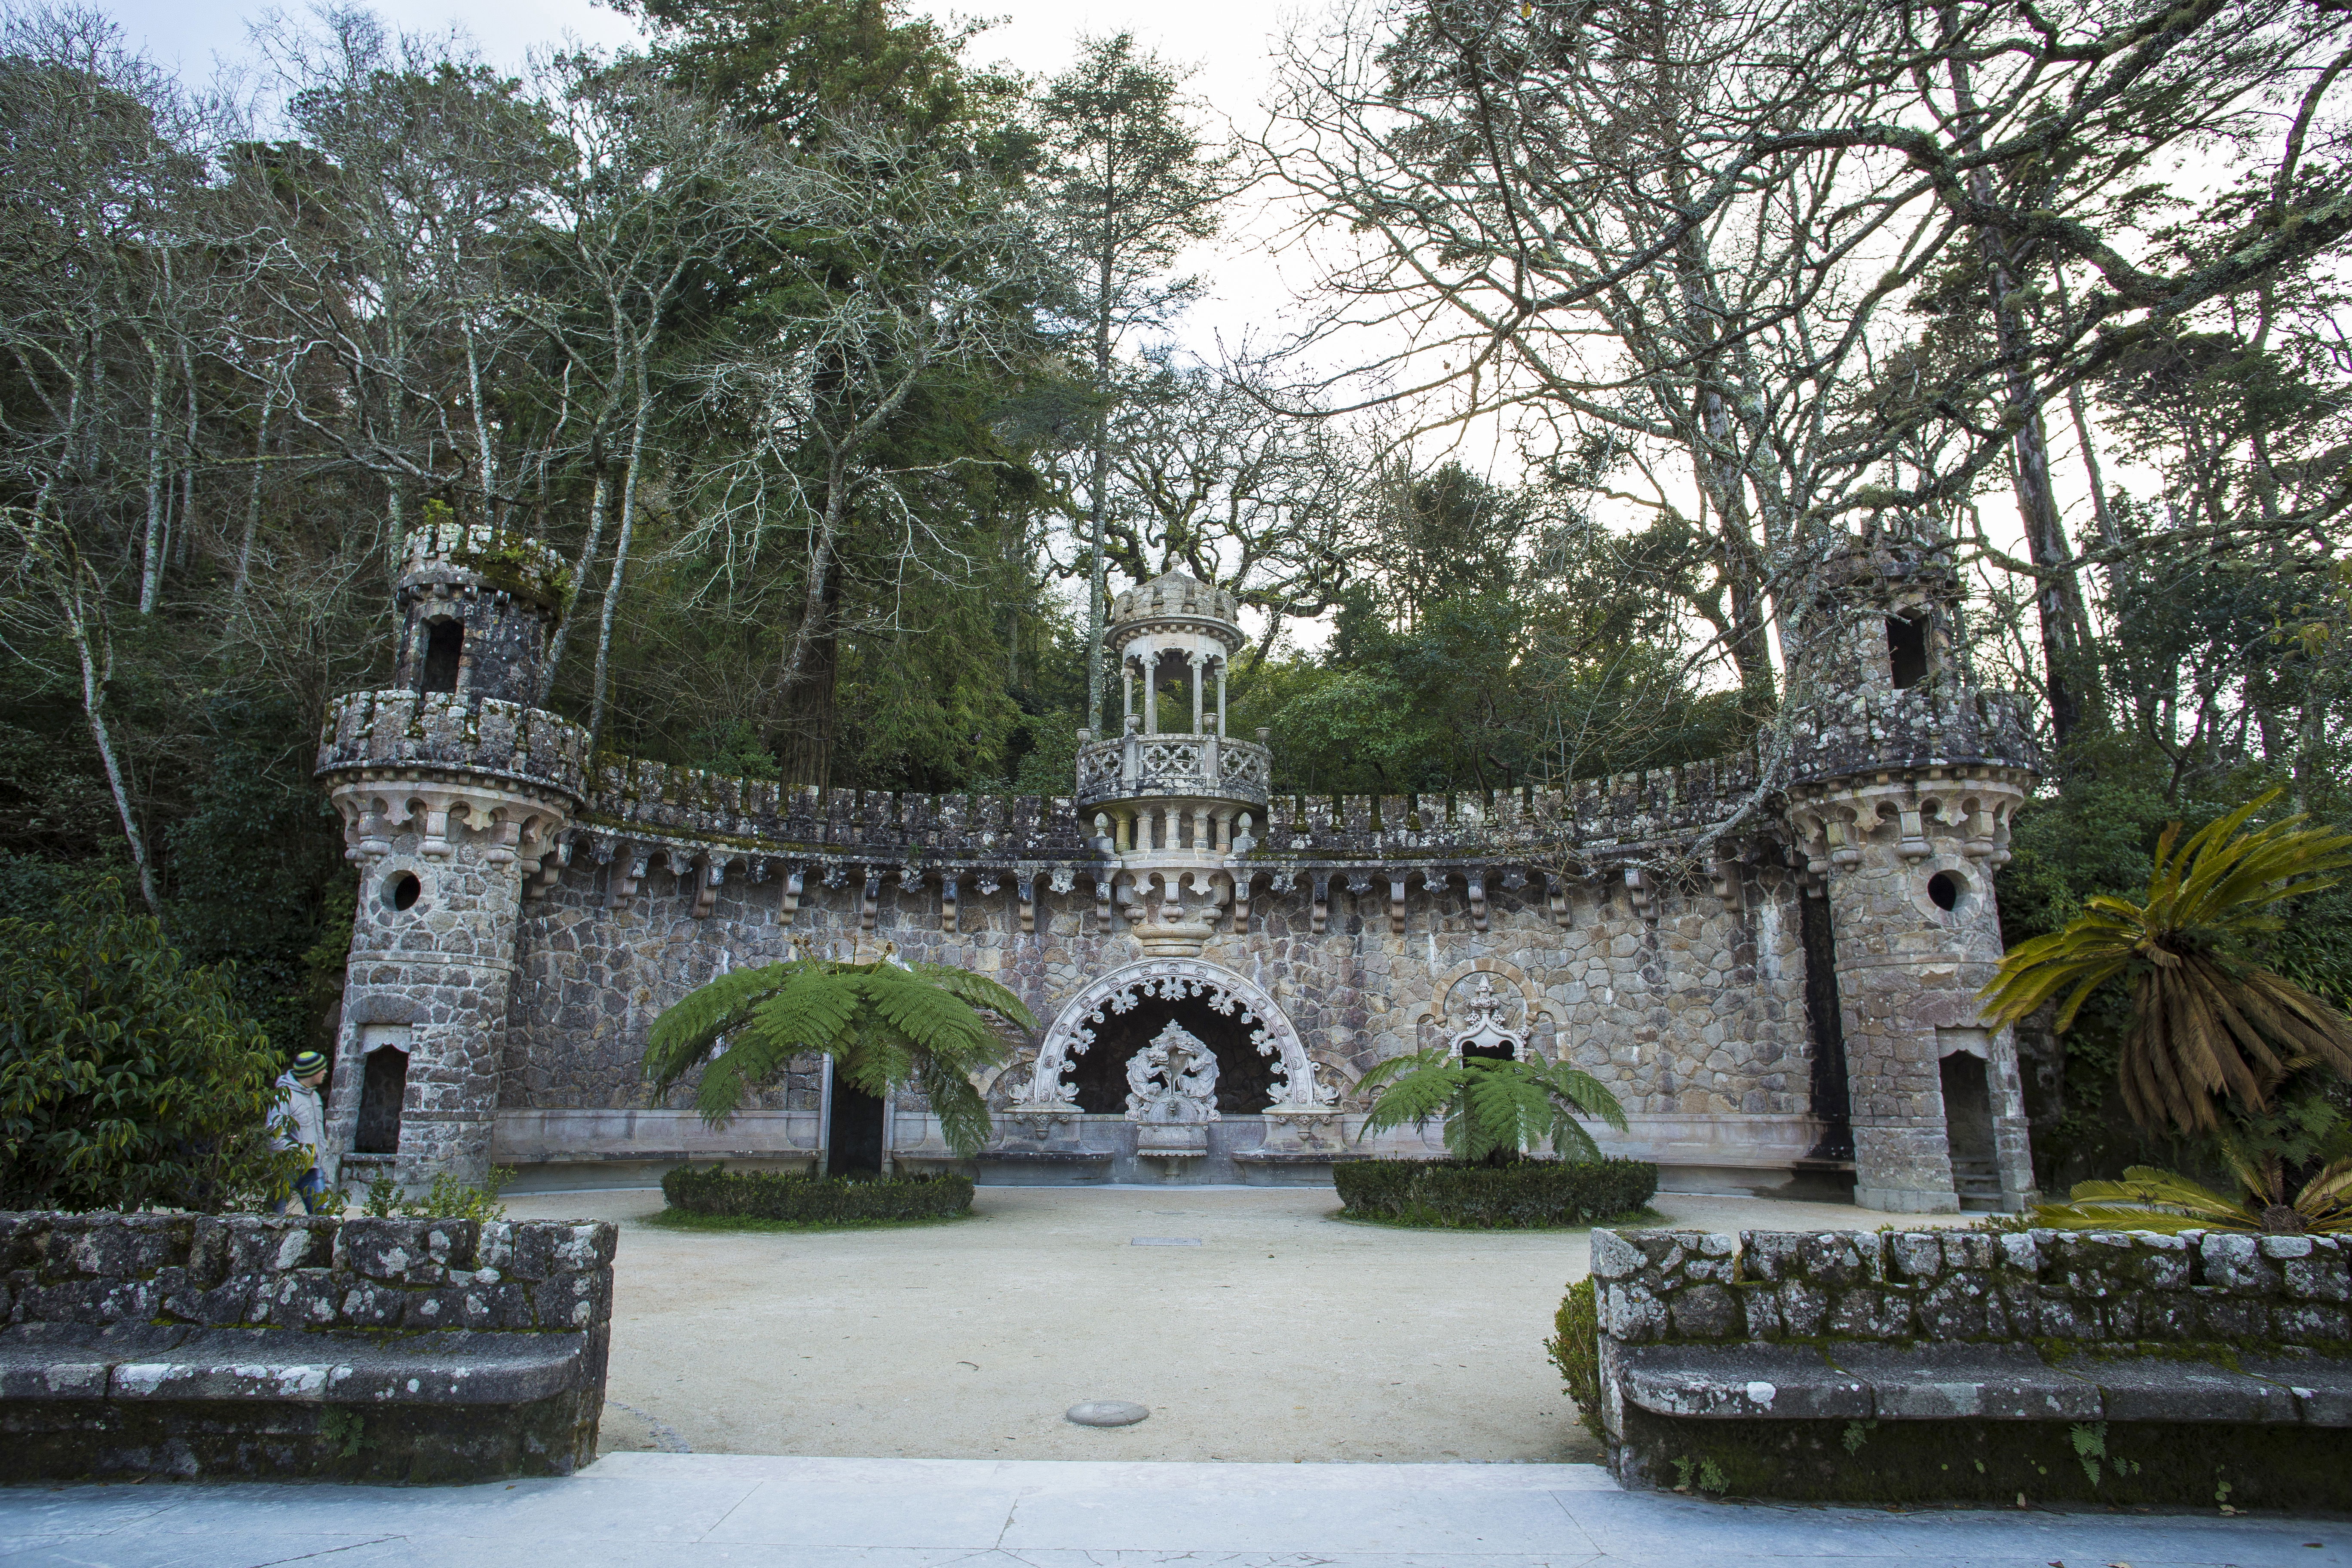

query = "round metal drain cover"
(1065, 1400), (1149, 1427)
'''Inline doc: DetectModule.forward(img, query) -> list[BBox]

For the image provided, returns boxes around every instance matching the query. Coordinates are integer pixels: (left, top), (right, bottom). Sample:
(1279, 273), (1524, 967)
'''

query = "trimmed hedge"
(660, 1164), (975, 1222)
(1331, 1157), (1657, 1228)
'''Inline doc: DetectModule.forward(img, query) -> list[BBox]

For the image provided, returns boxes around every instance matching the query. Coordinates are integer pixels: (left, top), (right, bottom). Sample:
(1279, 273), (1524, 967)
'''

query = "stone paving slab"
(1, 1454), (2345, 1568)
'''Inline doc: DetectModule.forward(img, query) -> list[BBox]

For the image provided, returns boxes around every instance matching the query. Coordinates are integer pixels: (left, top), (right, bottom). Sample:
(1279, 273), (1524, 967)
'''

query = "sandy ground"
(505, 1184), (1967, 1466)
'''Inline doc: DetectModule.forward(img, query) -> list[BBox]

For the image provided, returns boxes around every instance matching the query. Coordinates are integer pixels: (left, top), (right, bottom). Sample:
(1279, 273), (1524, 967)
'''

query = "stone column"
(1190, 653), (1204, 735)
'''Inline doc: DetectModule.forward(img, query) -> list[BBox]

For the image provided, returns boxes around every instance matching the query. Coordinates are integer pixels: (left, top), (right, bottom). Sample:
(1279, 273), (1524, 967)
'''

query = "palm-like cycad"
(1357, 1048), (1628, 1164)
(1979, 791), (2352, 1133)
(2032, 1156), (2352, 1237)
(643, 943), (1037, 1158)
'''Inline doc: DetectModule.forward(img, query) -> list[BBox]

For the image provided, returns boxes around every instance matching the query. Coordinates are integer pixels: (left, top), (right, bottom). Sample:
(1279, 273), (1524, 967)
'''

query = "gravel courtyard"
(506, 1184), (1960, 1465)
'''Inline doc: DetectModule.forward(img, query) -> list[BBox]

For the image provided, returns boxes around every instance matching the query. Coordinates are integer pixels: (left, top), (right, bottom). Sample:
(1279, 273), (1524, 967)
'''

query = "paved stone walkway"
(512, 1183), (1964, 1463)
(3, 1455), (2343, 1566)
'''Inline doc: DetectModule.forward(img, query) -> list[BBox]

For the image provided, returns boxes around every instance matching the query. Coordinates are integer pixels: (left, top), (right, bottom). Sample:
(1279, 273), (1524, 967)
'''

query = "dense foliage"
(2, 0), (2351, 1204)
(1331, 1157), (1656, 1228)
(661, 1162), (975, 1222)
(0, 881), (303, 1211)
(643, 944), (1035, 1155)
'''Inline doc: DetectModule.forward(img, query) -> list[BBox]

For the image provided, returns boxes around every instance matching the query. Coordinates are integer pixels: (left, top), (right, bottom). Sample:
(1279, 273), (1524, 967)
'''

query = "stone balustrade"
(1073, 734), (1274, 810)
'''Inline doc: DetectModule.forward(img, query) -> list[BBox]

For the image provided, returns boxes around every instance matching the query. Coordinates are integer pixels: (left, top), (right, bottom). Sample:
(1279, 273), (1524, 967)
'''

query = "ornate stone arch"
(1409, 957), (1561, 1061)
(1017, 959), (1335, 1110)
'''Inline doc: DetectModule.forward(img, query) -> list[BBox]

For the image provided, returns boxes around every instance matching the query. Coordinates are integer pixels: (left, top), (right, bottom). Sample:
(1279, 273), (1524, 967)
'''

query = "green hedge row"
(1332, 1157), (1657, 1228)
(660, 1164), (976, 1222)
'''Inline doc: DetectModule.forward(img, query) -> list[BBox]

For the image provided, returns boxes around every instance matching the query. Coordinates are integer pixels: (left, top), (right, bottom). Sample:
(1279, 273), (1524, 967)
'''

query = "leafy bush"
(661, 1163), (976, 1223)
(0, 881), (305, 1211)
(1547, 1277), (1605, 1444)
(354, 1168), (513, 1221)
(1332, 1157), (1657, 1228)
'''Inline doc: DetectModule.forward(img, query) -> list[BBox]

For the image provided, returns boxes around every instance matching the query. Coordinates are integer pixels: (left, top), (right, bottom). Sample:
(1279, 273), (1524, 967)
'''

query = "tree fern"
(1359, 1047), (1627, 1164)
(642, 944), (1038, 1158)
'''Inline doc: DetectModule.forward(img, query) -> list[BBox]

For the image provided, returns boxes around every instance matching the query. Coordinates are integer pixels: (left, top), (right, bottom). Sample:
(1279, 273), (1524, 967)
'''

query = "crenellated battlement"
(566, 745), (1771, 871)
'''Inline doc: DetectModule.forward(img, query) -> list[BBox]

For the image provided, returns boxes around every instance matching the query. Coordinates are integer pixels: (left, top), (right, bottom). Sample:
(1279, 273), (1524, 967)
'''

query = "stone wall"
(494, 848), (1826, 1180)
(1587, 1225), (2352, 1504)
(1592, 1226), (2352, 1347)
(0, 1211), (616, 1482)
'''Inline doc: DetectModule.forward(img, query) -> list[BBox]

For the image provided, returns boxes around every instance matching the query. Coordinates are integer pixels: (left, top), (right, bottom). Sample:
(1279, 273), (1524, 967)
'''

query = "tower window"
(421, 620), (464, 694)
(1927, 870), (1961, 911)
(1886, 614), (1929, 689)
(386, 871), (422, 911)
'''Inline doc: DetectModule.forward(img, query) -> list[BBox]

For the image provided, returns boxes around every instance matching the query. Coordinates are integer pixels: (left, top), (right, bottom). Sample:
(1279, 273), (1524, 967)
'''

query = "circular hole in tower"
(1927, 871), (1960, 912)
(386, 871), (422, 912)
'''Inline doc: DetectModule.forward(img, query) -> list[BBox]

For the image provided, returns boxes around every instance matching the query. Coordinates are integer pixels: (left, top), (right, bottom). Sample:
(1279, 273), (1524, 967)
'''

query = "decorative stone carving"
(1019, 958), (1333, 1111)
(1124, 1020), (1219, 1122)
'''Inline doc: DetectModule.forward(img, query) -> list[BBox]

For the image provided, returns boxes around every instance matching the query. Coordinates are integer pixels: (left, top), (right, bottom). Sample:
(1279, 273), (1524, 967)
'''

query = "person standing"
(270, 1050), (334, 1214)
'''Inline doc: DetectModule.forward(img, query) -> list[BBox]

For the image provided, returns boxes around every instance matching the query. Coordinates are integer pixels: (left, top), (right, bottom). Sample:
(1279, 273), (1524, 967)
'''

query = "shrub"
(1547, 1277), (1605, 1444)
(661, 1163), (976, 1223)
(0, 880), (304, 1212)
(1331, 1157), (1657, 1228)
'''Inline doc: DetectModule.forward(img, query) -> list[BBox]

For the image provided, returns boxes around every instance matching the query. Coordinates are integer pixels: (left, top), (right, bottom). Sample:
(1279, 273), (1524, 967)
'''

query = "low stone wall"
(0, 1212), (616, 1483)
(1591, 1226), (2352, 1506)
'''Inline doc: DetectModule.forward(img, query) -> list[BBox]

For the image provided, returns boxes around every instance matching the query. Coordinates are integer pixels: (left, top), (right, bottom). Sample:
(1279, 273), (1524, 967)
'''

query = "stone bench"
(1592, 1226), (2352, 1507)
(0, 1212), (616, 1483)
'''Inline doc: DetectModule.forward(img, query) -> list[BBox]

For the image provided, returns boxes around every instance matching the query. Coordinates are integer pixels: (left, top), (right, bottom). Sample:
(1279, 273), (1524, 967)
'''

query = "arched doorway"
(1017, 959), (1334, 1112)
(1065, 988), (1277, 1113)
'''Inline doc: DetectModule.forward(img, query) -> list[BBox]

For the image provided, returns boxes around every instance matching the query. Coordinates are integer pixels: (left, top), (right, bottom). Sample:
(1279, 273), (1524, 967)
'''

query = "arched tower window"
(420, 620), (464, 694)
(1886, 613), (1929, 689)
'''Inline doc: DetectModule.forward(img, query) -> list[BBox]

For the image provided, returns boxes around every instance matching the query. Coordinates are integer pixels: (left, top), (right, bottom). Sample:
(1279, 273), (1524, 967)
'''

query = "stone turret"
(1074, 570), (1271, 957)
(1784, 537), (2040, 1213)
(317, 521), (587, 1190)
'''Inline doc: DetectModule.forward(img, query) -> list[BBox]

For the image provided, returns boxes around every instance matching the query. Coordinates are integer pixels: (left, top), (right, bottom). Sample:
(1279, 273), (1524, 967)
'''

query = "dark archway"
(1940, 1052), (1998, 1206)
(827, 1078), (885, 1176)
(421, 620), (464, 694)
(355, 1046), (408, 1155)
(1067, 992), (1276, 1114)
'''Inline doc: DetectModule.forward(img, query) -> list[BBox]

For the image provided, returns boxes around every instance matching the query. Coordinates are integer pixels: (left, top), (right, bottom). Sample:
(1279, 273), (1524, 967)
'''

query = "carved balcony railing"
(1074, 733), (1273, 810)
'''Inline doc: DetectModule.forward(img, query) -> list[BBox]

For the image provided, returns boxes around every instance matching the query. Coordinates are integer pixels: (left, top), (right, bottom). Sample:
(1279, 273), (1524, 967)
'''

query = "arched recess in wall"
(1410, 957), (1560, 1060)
(1014, 959), (1338, 1110)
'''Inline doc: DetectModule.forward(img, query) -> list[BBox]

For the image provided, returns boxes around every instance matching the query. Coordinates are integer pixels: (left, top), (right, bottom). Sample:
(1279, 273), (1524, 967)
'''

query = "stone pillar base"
(1853, 1183), (1960, 1214)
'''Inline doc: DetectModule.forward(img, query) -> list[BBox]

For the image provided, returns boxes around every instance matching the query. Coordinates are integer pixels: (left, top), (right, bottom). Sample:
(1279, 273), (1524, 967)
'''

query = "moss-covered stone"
(1618, 1408), (2349, 1507)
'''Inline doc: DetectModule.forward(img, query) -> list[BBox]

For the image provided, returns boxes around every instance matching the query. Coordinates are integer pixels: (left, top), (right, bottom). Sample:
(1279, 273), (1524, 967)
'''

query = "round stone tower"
(316, 518), (588, 1190)
(1784, 537), (2040, 1214)
(1076, 570), (1271, 957)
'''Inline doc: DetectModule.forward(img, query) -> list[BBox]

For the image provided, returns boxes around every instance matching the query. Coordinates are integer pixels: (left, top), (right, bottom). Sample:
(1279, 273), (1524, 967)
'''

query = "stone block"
(1884, 1232), (1943, 1283)
(1600, 1282), (1669, 1342)
(2200, 1232), (2281, 1293)
(2031, 1289), (2102, 1341)
(256, 1270), (344, 1329)
(2272, 1302), (2351, 1344)
(1738, 1231), (1804, 1283)
(531, 1269), (611, 1332)
(1796, 1231), (1879, 1288)
(2193, 1289), (2271, 1339)
(2107, 1290), (2195, 1341)
(2085, 1357), (2299, 1424)
(220, 1217), (337, 1276)
(2239, 1353), (2352, 1425)
(2283, 1243), (2350, 1304)
(1766, 1280), (1829, 1338)
(510, 1223), (616, 1281)
(54, 1215), (191, 1279)
(1916, 1275), (2004, 1341)
(1823, 1343), (2100, 1420)
(1824, 1287), (1915, 1341)
(2052, 1232), (2133, 1298)
(1590, 1229), (1643, 1282)
(1667, 1283), (1742, 1341)
(335, 1219), (458, 1285)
